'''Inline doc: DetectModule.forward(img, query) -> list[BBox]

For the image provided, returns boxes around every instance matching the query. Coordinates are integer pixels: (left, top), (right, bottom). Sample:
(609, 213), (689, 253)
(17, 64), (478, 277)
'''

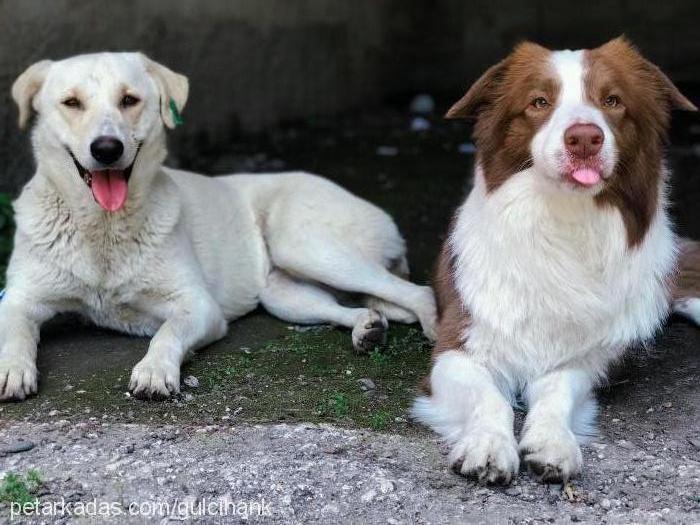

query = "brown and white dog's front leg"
(412, 350), (520, 484)
(129, 291), (227, 399)
(0, 292), (55, 400)
(519, 369), (597, 483)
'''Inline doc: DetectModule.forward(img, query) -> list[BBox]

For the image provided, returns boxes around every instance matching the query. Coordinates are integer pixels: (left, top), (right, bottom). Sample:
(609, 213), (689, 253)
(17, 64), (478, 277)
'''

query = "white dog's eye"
(120, 94), (140, 108)
(62, 97), (83, 110)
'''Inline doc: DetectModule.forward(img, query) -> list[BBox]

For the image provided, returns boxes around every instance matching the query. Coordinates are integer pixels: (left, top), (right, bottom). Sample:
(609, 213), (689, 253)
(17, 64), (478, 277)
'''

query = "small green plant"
(369, 348), (390, 366)
(0, 470), (42, 507)
(370, 411), (389, 430)
(331, 392), (349, 417)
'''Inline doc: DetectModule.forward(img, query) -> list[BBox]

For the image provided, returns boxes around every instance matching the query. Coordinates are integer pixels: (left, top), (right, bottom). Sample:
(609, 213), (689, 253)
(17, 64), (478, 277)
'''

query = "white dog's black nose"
(90, 136), (124, 165)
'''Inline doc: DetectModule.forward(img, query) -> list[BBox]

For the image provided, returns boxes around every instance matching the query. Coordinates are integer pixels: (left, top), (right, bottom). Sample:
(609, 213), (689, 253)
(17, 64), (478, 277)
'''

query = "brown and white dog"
(412, 38), (699, 484)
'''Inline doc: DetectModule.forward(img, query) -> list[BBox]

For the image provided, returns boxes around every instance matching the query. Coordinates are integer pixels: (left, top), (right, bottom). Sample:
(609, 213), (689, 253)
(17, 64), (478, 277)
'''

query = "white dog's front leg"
(412, 350), (519, 484)
(129, 292), (227, 399)
(520, 368), (597, 483)
(0, 293), (54, 401)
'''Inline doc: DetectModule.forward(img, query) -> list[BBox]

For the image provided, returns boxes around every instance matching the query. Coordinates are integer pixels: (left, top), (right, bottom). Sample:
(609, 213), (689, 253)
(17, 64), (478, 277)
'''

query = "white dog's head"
(12, 52), (188, 212)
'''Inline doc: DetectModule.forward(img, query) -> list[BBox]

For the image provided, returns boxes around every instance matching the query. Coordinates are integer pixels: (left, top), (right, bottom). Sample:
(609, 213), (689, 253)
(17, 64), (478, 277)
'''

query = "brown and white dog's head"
(447, 38), (696, 198)
(12, 53), (188, 212)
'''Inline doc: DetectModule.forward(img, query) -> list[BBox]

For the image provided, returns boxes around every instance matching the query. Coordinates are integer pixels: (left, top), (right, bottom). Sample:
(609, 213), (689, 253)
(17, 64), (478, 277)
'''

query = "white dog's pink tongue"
(91, 170), (128, 212)
(571, 168), (601, 187)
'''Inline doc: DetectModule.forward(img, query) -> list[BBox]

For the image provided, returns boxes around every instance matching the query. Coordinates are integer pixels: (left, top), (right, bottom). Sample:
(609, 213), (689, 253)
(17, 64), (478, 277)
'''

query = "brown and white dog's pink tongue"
(571, 168), (601, 187)
(91, 170), (128, 212)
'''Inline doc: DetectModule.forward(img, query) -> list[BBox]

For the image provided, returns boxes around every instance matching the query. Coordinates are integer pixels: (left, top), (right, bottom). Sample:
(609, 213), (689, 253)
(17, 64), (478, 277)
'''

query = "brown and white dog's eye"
(62, 97), (83, 110)
(603, 95), (621, 108)
(120, 94), (140, 108)
(531, 97), (550, 109)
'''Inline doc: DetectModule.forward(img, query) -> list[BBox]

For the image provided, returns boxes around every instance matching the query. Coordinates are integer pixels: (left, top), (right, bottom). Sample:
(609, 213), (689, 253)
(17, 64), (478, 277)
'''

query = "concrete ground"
(0, 107), (699, 523)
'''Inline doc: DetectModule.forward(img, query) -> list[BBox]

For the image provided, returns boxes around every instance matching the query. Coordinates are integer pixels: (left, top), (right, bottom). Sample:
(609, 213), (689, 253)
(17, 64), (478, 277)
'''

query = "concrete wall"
(1, 0), (698, 192)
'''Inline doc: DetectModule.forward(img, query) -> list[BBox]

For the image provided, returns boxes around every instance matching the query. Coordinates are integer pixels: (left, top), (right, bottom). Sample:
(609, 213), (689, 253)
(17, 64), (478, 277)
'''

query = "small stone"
(183, 376), (199, 388)
(361, 489), (377, 503)
(687, 438), (700, 450)
(409, 94), (435, 114)
(1, 440), (35, 455)
(601, 498), (612, 509)
(505, 487), (522, 496)
(357, 378), (376, 391)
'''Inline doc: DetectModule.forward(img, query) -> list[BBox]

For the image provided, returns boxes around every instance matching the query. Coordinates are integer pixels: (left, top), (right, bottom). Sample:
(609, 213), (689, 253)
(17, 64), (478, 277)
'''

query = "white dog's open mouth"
(68, 148), (139, 212)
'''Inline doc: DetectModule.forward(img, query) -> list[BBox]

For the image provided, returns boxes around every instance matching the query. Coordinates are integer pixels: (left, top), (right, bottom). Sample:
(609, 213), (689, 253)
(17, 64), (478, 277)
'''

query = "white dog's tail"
(673, 238), (700, 326)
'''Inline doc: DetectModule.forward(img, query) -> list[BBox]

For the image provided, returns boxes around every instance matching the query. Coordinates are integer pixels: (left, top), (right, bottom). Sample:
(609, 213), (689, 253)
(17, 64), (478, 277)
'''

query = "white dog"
(0, 52), (436, 401)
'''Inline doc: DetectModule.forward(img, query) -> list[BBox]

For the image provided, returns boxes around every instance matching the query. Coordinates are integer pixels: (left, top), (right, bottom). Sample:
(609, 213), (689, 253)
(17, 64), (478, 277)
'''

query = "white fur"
(413, 49), (677, 483)
(0, 52), (437, 401)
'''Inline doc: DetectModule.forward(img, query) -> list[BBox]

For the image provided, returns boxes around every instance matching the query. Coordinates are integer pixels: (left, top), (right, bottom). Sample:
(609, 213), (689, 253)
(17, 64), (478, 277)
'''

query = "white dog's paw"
(129, 357), (180, 400)
(415, 286), (438, 342)
(519, 426), (583, 483)
(449, 429), (520, 485)
(352, 309), (388, 352)
(0, 358), (38, 401)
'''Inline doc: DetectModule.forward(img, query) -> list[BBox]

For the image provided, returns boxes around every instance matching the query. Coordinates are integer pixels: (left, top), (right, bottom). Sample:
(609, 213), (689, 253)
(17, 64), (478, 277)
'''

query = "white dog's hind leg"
(269, 234), (436, 340)
(411, 350), (519, 484)
(0, 294), (54, 401)
(519, 369), (596, 483)
(129, 290), (227, 399)
(260, 270), (388, 352)
(674, 297), (700, 326)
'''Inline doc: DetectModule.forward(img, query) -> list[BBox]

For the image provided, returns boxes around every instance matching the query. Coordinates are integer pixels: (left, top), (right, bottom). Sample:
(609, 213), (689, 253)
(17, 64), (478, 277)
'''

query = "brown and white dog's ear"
(445, 60), (507, 119)
(599, 37), (697, 112)
(11, 60), (52, 130)
(140, 54), (189, 129)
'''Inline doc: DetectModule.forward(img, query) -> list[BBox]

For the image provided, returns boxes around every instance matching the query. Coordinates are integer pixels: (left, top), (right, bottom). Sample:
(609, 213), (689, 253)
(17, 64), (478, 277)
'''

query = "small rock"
(409, 94), (435, 114)
(601, 498), (612, 509)
(376, 146), (399, 157)
(505, 487), (522, 496)
(184, 393), (194, 402)
(687, 438), (700, 450)
(183, 376), (199, 388)
(358, 378), (376, 391)
(361, 489), (377, 503)
(457, 142), (477, 154)
(410, 116), (431, 132)
(1, 440), (35, 455)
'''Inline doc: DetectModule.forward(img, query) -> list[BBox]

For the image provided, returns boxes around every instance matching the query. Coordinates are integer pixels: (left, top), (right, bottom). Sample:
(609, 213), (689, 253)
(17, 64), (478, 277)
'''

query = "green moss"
(1, 324), (432, 434)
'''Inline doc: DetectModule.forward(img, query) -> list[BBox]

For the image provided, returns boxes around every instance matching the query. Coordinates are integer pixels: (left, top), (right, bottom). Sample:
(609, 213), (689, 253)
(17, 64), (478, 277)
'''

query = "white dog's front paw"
(520, 426), (583, 483)
(449, 429), (520, 485)
(352, 309), (388, 352)
(129, 357), (180, 399)
(0, 358), (38, 401)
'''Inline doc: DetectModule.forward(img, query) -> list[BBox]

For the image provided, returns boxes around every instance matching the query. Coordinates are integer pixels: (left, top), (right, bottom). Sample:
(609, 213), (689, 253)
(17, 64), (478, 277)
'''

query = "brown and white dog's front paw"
(519, 427), (583, 483)
(129, 357), (180, 400)
(351, 309), (388, 352)
(449, 429), (520, 485)
(0, 357), (38, 401)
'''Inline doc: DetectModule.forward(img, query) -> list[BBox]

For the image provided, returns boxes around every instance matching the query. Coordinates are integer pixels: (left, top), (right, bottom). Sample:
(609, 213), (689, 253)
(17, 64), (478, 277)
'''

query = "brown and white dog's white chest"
(449, 169), (676, 380)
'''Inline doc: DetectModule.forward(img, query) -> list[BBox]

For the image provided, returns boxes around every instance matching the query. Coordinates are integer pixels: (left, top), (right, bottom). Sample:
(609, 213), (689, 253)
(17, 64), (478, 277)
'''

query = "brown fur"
(586, 38), (697, 247)
(446, 42), (558, 193)
(418, 224), (472, 396)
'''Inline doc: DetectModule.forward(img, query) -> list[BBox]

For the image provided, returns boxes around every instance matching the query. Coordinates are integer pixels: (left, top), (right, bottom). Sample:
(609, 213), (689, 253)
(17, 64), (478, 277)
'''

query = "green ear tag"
(169, 98), (184, 127)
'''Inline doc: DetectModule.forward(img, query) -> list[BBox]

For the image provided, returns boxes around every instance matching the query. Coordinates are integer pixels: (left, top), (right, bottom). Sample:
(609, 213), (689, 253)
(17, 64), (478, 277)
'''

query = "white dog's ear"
(11, 60), (52, 130)
(141, 54), (189, 129)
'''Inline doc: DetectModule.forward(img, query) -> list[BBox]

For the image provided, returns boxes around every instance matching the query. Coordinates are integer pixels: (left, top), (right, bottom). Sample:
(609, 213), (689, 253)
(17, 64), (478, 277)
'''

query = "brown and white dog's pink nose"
(564, 124), (603, 159)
